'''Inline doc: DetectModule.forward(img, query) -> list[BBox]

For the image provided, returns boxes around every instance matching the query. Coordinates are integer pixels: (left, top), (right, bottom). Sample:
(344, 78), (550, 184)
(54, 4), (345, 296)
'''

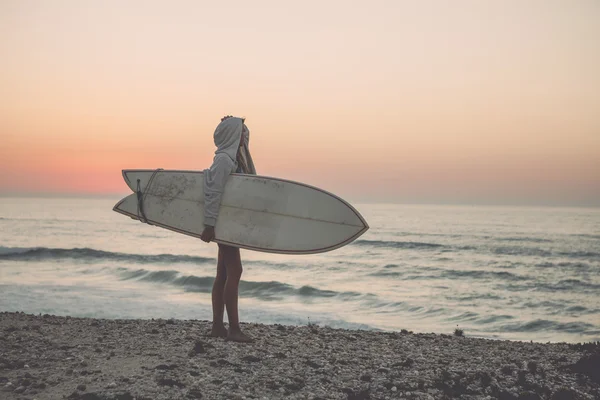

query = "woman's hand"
(201, 226), (215, 242)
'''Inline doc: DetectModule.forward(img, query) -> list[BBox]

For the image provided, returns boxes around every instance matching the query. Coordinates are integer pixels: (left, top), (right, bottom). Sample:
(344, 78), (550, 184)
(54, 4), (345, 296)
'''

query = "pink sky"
(1, 0), (599, 206)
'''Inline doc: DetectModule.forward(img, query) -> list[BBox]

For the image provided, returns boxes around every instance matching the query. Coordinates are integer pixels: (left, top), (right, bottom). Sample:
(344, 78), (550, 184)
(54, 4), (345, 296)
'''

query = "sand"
(0, 312), (598, 400)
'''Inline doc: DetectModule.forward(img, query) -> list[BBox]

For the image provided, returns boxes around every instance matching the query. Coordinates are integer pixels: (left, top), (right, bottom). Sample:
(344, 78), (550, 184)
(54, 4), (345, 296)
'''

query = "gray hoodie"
(203, 117), (256, 227)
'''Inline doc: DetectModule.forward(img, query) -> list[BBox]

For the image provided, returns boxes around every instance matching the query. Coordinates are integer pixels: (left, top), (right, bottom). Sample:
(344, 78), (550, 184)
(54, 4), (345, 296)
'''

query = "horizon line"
(0, 191), (598, 210)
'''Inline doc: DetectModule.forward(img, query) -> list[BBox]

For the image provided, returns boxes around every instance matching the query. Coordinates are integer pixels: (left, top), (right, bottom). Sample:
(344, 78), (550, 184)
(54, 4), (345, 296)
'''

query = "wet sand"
(1, 312), (598, 399)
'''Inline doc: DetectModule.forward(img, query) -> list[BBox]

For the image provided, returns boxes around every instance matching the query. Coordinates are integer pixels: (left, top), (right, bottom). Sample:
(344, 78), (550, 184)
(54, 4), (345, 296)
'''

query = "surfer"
(200, 116), (256, 343)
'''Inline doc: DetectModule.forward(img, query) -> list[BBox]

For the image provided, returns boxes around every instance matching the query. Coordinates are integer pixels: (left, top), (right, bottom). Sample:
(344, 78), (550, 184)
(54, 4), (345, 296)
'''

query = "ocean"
(1, 197), (599, 343)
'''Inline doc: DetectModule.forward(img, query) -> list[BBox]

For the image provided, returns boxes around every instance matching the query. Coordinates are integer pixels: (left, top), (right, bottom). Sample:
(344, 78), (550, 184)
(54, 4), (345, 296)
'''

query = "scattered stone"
(155, 363), (178, 371)
(305, 359), (322, 368)
(187, 387), (203, 399)
(156, 377), (186, 388)
(569, 352), (600, 383)
(188, 340), (210, 356)
(550, 387), (577, 400)
(0, 312), (598, 399)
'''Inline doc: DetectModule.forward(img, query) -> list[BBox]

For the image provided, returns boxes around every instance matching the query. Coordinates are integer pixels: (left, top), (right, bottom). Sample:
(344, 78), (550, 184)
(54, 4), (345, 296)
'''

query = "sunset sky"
(1, 0), (599, 206)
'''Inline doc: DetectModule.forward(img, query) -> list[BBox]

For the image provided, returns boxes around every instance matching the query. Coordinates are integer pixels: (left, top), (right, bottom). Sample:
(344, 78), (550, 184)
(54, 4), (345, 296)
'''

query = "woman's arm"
(201, 155), (235, 242)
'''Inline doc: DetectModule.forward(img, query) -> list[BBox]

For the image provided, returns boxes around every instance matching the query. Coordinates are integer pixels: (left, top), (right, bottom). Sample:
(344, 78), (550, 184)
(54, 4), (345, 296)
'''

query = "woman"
(200, 115), (256, 343)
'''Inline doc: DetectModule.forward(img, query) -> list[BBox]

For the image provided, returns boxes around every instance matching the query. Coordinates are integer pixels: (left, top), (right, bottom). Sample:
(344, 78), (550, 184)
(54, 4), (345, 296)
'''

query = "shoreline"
(1, 312), (598, 400)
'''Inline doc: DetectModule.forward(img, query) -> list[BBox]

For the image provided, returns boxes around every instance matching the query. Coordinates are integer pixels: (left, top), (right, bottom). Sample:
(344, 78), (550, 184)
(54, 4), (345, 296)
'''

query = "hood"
(214, 117), (244, 162)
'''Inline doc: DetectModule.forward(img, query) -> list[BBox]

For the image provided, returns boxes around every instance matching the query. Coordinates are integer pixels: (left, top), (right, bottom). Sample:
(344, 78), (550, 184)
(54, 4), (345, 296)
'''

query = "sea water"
(1, 197), (598, 343)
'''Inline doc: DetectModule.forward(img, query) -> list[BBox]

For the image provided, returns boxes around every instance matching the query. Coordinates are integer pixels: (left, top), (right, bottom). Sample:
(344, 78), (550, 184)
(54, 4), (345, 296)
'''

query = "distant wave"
(353, 240), (445, 250)
(498, 319), (596, 334)
(573, 234), (600, 240)
(493, 246), (600, 259)
(369, 267), (528, 282)
(0, 247), (214, 265)
(118, 267), (365, 300)
(492, 246), (553, 257)
(535, 261), (595, 272)
(497, 237), (553, 243)
(441, 269), (529, 281)
(503, 279), (600, 293)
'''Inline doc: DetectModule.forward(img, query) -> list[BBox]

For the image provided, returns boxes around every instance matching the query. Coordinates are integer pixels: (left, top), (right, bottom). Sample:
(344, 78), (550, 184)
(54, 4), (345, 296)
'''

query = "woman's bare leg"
(210, 247), (227, 337)
(220, 245), (253, 342)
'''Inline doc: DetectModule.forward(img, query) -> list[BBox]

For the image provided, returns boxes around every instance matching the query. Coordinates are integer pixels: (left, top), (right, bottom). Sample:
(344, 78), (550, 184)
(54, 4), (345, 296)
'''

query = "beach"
(1, 312), (598, 400)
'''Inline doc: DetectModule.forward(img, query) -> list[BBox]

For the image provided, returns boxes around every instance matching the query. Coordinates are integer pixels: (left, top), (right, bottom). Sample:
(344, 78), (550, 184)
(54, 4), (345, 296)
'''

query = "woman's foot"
(225, 329), (254, 343)
(210, 324), (228, 338)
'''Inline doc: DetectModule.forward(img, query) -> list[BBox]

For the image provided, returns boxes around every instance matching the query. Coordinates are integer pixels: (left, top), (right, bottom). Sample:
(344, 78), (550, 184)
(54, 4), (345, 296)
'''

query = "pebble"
(0, 312), (598, 400)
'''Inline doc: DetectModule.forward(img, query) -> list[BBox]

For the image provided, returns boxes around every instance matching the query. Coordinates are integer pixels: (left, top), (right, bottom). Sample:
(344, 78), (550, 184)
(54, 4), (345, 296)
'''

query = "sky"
(1, 0), (599, 206)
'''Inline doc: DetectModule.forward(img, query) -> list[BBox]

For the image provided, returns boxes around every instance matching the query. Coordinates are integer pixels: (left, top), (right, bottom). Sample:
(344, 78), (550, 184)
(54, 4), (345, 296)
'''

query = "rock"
(155, 364), (178, 371)
(14, 385), (26, 393)
(345, 388), (370, 399)
(242, 355), (261, 363)
(412, 393), (434, 400)
(66, 368), (74, 375)
(501, 365), (514, 375)
(569, 352), (600, 383)
(188, 340), (210, 356)
(107, 382), (117, 388)
(360, 374), (372, 382)
(285, 381), (304, 392)
(550, 387), (577, 400)
(156, 377), (186, 388)
(187, 387), (203, 399)
(518, 391), (541, 400)
(499, 390), (518, 400)
(77, 384), (86, 391)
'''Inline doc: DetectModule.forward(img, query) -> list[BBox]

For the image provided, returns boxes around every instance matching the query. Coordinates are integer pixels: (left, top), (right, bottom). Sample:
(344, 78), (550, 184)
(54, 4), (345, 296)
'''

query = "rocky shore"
(1, 312), (598, 399)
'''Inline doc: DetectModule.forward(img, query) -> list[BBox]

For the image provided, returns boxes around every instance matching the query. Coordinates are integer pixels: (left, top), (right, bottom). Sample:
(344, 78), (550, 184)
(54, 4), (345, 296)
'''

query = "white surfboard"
(113, 169), (368, 254)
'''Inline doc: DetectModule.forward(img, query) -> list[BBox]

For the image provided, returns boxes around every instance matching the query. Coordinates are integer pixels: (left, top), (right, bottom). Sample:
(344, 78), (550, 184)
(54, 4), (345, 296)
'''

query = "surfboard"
(113, 169), (368, 254)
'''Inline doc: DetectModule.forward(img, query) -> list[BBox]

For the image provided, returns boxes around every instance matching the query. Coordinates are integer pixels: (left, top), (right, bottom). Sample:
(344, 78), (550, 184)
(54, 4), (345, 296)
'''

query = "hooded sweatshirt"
(203, 117), (256, 227)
